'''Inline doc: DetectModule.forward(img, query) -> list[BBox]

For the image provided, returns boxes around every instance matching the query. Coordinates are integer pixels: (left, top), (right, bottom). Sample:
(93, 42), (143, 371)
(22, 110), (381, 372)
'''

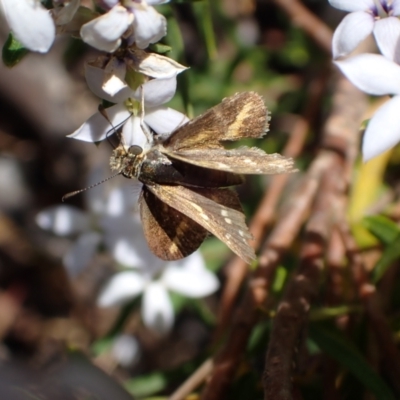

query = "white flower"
(98, 251), (219, 334)
(85, 51), (187, 98)
(80, 0), (168, 52)
(111, 334), (140, 367)
(335, 53), (400, 160)
(329, 0), (400, 60)
(69, 66), (188, 146)
(36, 170), (144, 276)
(0, 0), (56, 53)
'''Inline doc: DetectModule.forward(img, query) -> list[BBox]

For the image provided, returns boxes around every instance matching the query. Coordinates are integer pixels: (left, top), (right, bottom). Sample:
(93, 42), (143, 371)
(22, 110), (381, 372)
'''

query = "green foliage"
(124, 373), (167, 398)
(363, 215), (400, 282)
(2, 33), (29, 67)
(363, 215), (400, 245)
(310, 324), (396, 400)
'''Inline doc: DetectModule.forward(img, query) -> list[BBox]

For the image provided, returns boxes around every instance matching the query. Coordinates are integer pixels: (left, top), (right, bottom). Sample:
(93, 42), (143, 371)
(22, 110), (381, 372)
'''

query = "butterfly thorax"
(109, 145), (143, 179)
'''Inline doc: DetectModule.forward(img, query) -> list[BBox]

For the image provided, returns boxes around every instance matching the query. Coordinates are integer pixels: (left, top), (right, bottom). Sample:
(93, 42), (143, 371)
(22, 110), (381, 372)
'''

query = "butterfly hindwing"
(162, 146), (296, 175)
(140, 148), (244, 187)
(139, 186), (208, 260)
(162, 92), (268, 151)
(145, 183), (256, 263)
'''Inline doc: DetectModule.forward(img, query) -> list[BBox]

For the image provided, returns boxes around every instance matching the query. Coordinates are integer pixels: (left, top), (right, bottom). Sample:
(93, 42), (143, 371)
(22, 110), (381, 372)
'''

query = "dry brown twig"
(262, 70), (366, 398)
(172, 75), (327, 400)
(339, 222), (400, 396)
(263, 158), (343, 399)
(169, 359), (213, 400)
(215, 68), (329, 343)
(270, 0), (333, 54)
(201, 73), (367, 399)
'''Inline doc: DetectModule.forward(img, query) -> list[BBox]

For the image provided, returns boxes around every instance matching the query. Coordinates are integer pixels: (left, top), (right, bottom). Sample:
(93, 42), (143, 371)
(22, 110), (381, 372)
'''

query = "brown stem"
(339, 222), (400, 396)
(264, 159), (341, 399)
(201, 75), (367, 400)
(215, 71), (328, 343)
(270, 0), (333, 54)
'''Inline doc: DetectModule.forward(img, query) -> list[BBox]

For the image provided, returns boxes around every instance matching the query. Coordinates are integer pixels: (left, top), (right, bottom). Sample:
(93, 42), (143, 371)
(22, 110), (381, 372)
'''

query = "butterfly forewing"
(145, 184), (256, 263)
(139, 187), (207, 260)
(162, 92), (268, 151)
(163, 146), (296, 175)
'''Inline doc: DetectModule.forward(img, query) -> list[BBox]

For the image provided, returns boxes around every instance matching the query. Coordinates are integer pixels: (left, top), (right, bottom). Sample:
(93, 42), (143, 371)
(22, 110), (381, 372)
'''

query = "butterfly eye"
(128, 145), (143, 155)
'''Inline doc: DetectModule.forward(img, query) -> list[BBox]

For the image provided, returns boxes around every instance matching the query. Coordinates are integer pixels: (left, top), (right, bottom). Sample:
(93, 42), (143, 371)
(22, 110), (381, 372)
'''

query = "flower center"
(372, 0), (393, 18)
(124, 98), (141, 115)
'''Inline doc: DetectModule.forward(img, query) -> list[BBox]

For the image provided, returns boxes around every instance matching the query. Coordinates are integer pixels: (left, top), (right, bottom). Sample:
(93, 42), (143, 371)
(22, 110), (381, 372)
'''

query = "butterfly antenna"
(62, 171), (121, 202)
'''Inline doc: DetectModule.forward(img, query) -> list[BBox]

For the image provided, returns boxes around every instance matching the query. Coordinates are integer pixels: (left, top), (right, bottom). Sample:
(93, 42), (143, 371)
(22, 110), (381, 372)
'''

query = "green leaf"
(192, 0), (217, 60)
(373, 233), (400, 283)
(309, 305), (361, 321)
(310, 324), (396, 400)
(124, 373), (167, 398)
(272, 266), (288, 293)
(149, 43), (172, 54)
(363, 215), (400, 245)
(2, 33), (29, 67)
(91, 337), (114, 356)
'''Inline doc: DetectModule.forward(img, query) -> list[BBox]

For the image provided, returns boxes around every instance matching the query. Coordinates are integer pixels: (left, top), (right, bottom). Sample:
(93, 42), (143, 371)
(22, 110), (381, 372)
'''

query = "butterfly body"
(109, 92), (297, 263)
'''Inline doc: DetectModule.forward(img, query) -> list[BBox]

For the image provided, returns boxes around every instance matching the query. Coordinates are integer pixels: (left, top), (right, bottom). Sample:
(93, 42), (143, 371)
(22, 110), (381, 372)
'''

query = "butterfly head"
(109, 144), (144, 179)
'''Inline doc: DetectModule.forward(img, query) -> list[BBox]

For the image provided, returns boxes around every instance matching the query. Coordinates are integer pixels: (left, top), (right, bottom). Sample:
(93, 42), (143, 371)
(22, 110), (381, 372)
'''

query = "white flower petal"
(328, 0), (374, 12)
(101, 214), (162, 268)
(373, 17), (400, 63)
(112, 334), (140, 367)
(85, 62), (133, 102)
(104, 188), (126, 217)
(142, 282), (174, 334)
(68, 104), (130, 142)
(103, 59), (128, 96)
(63, 232), (102, 277)
(36, 205), (89, 236)
(394, 0), (400, 15)
(132, 5), (167, 49)
(332, 12), (374, 59)
(122, 115), (149, 147)
(105, 184), (142, 216)
(362, 96), (400, 161)
(162, 252), (219, 297)
(335, 54), (400, 95)
(144, 107), (189, 139)
(84, 166), (109, 215)
(132, 51), (188, 79)
(147, 0), (170, 4)
(80, 6), (132, 52)
(98, 271), (146, 307)
(130, 77), (177, 108)
(1, 0), (55, 53)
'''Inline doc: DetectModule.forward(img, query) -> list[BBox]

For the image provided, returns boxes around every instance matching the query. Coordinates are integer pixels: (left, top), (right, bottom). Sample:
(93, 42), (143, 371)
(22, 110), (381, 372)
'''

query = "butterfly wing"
(162, 92), (268, 151)
(139, 186), (208, 260)
(145, 183), (256, 263)
(162, 146), (296, 175)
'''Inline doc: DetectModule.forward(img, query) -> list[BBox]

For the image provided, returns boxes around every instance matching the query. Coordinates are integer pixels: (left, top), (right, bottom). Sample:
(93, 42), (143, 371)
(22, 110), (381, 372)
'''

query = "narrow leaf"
(373, 233), (400, 283)
(124, 373), (167, 398)
(363, 215), (400, 245)
(310, 324), (395, 400)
